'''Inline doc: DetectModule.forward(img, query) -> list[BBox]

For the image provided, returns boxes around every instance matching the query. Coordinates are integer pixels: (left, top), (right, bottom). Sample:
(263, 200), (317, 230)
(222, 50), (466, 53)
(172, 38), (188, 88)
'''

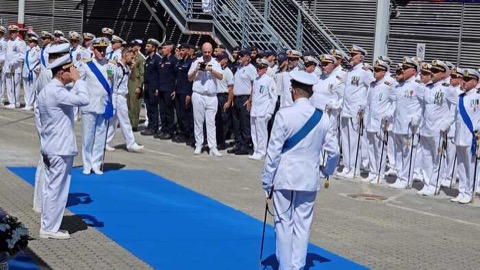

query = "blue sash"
(281, 109), (323, 153)
(108, 51), (114, 60)
(459, 93), (476, 155)
(86, 60), (114, 119)
(40, 47), (46, 67)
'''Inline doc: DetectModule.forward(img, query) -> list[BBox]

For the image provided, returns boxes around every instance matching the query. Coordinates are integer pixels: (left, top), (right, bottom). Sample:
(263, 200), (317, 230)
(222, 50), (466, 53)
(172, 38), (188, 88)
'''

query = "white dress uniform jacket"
(310, 72), (344, 114)
(22, 45), (41, 107)
(390, 76), (424, 135)
(262, 98), (340, 191)
(79, 58), (114, 114)
(420, 80), (457, 137)
(366, 79), (395, 133)
(251, 74), (277, 117)
(3, 36), (26, 74)
(0, 36), (6, 68)
(341, 63), (375, 117)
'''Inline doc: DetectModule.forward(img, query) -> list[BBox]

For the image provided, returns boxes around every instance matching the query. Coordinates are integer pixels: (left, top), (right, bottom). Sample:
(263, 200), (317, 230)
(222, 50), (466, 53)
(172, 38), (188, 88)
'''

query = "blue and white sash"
(86, 60), (114, 119)
(40, 47), (46, 68)
(281, 109), (323, 153)
(25, 50), (39, 83)
(459, 93), (476, 155)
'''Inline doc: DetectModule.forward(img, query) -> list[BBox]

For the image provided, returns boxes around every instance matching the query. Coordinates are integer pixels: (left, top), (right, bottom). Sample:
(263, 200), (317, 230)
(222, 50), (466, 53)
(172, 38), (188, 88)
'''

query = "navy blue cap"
(265, 50), (277, 57)
(216, 52), (228, 60)
(239, 49), (251, 56)
(303, 49), (317, 57)
(195, 51), (203, 58)
(277, 53), (287, 63)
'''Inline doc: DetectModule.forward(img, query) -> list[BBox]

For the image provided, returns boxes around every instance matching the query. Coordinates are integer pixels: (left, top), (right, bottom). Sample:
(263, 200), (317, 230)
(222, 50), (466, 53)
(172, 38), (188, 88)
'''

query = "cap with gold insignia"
(330, 49), (348, 61)
(27, 31), (39, 38)
(8, 24), (19, 32)
(445, 61), (455, 71)
(69, 31), (81, 41)
(130, 39), (143, 46)
(29, 36), (39, 43)
(46, 43), (70, 55)
(92, 37), (108, 48)
(373, 60), (389, 71)
(0, 26), (6, 33)
(304, 56), (319, 66)
(431, 59), (449, 73)
(320, 54), (337, 65)
(378, 55), (392, 66)
(83, 32), (95, 40)
(102, 27), (114, 35)
(286, 49), (302, 59)
(463, 68), (480, 81)
(420, 63), (432, 74)
(41, 31), (54, 39)
(111, 35), (125, 43)
(146, 38), (161, 47)
(402, 57), (419, 71)
(290, 70), (319, 86)
(53, 30), (64, 37)
(350, 45), (367, 56)
(47, 52), (73, 70)
(451, 67), (463, 78)
(256, 58), (270, 68)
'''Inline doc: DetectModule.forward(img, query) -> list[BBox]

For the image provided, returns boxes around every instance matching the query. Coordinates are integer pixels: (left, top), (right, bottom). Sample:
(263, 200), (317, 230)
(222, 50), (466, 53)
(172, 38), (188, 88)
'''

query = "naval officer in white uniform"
(262, 70), (339, 270)
(37, 52), (89, 239)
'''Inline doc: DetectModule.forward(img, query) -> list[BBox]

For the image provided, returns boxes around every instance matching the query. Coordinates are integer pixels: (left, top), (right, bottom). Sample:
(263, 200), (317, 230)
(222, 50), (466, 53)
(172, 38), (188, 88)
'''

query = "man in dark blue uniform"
(173, 43), (194, 144)
(155, 41), (178, 140)
(140, 38), (162, 136)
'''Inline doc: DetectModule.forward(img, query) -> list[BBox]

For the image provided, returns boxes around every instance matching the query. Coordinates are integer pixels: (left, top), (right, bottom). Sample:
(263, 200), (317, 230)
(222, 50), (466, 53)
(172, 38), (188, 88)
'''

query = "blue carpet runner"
(8, 167), (367, 270)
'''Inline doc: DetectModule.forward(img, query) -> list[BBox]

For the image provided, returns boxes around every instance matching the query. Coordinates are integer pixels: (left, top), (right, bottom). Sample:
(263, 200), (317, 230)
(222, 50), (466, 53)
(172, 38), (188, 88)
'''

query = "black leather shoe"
(132, 127), (138, 132)
(217, 143), (227, 150)
(153, 132), (164, 139)
(234, 148), (249, 155)
(175, 134), (187, 143)
(159, 133), (172, 140)
(141, 129), (156, 136)
(227, 147), (238, 154)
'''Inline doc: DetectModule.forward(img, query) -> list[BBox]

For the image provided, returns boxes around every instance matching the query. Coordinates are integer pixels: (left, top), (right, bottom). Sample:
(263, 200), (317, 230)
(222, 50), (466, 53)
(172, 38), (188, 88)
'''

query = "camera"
(198, 62), (207, 71)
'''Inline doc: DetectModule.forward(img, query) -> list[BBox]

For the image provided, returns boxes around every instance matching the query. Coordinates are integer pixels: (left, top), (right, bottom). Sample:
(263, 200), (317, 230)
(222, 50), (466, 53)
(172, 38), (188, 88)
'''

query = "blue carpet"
(8, 252), (39, 270)
(8, 167), (367, 270)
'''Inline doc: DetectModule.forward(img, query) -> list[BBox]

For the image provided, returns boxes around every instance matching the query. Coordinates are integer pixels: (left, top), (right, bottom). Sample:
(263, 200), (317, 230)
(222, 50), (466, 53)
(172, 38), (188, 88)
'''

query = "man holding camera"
(188, 42), (223, 156)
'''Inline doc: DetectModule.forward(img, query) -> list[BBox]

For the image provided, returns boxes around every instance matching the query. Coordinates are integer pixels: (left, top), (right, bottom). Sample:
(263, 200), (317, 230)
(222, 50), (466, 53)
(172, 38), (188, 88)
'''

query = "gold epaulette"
(336, 75), (343, 82)
(109, 59), (117, 65)
(84, 58), (93, 63)
(384, 81), (392, 86)
(442, 82), (451, 87)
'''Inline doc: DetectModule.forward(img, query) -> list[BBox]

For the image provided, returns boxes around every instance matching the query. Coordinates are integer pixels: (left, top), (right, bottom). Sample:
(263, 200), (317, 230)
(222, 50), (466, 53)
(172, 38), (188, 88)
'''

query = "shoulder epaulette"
(336, 75), (343, 82)
(84, 58), (93, 63)
(384, 81), (392, 86)
(415, 79), (421, 84)
(442, 82), (450, 87)
(109, 59), (117, 65)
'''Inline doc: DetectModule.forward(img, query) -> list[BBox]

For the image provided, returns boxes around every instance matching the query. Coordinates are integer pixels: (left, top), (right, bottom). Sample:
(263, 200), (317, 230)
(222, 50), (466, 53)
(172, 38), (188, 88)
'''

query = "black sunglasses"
(463, 77), (476, 82)
(431, 69), (443, 74)
(373, 68), (385, 73)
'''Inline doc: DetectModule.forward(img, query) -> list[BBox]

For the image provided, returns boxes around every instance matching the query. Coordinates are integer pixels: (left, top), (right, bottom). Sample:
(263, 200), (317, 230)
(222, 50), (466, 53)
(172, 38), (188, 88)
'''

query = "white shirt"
(366, 78), (395, 132)
(281, 68), (300, 109)
(261, 98), (340, 192)
(233, 63), (256, 95)
(22, 45), (41, 79)
(3, 36), (26, 74)
(454, 89), (480, 147)
(188, 56), (223, 95)
(0, 37), (6, 65)
(216, 66), (233, 94)
(38, 79), (89, 156)
(419, 79), (457, 137)
(341, 63), (375, 118)
(267, 64), (278, 77)
(79, 57), (115, 114)
(112, 61), (131, 96)
(389, 76), (424, 135)
(251, 73), (277, 117)
(310, 72), (344, 115)
(273, 71), (284, 96)
(108, 48), (122, 62)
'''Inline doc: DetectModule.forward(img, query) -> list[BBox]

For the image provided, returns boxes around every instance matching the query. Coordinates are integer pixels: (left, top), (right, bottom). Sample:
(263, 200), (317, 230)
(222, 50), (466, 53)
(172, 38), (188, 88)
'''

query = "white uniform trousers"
(107, 94), (136, 148)
(367, 132), (387, 178)
(0, 71), (5, 102)
(81, 112), (107, 171)
(442, 137), (456, 184)
(251, 115), (270, 157)
(387, 131), (395, 169)
(340, 117), (362, 174)
(419, 135), (443, 192)
(273, 190), (316, 270)
(33, 155), (45, 211)
(5, 72), (21, 106)
(361, 128), (369, 169)
(394, 133), (418, 185)
(192, 92), (218, 148)
(456, 146), (476, 199)
(41, 155), (73, 233)
(23, 76), (36, 107)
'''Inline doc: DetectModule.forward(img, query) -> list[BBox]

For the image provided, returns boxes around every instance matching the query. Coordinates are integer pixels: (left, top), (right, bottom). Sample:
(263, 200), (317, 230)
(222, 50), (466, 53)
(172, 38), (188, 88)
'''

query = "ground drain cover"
(347, 194), (388, 201)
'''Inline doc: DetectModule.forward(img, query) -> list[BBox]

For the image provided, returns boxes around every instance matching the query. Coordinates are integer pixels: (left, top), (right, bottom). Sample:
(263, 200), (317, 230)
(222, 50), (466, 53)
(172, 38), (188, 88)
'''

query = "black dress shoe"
(159, 133), (172, 140)
(217, 143), (227, 150)
(175, 134), (187, 143)
(141, 129), (156, 136)
(153, 132), (164, 139)
(227, 147), (238, 154)
(234, 148), (249, 155)
(132, 127), (138, 132)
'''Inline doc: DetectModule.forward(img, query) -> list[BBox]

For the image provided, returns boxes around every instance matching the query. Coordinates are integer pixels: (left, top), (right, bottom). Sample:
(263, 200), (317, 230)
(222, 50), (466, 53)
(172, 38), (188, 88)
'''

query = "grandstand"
(1, 0), (479, 67)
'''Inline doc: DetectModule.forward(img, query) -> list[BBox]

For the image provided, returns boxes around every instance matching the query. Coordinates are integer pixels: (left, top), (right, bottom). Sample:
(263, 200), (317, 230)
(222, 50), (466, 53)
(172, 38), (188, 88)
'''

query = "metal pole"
(18, 0), (25, 27)
(295, 10), (303, 50)
(373, 0), (390, 60)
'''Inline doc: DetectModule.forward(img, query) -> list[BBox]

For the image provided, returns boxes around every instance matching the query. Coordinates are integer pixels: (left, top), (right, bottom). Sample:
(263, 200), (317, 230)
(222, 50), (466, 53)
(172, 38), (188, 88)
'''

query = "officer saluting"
(262, 70), (339, 269)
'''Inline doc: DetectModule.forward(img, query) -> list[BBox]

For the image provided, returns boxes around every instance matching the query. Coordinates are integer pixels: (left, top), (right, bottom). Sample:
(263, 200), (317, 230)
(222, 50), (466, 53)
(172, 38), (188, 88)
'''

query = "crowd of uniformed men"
(1, 23), (480, 238)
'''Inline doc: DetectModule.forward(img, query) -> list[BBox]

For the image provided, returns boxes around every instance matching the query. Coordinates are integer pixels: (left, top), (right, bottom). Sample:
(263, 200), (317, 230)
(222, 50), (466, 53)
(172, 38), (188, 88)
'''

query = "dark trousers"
(232, 95), (251, 149)
(144, 88), (159, 131)
(175, 93), (193, 136)
(158, 91), (176, 135)
(215, 93), (231, 145)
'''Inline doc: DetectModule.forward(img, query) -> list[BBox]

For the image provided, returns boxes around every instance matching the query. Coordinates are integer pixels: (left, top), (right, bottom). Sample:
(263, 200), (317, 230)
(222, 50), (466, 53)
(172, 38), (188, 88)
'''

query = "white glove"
(410, 115), (420, 128)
